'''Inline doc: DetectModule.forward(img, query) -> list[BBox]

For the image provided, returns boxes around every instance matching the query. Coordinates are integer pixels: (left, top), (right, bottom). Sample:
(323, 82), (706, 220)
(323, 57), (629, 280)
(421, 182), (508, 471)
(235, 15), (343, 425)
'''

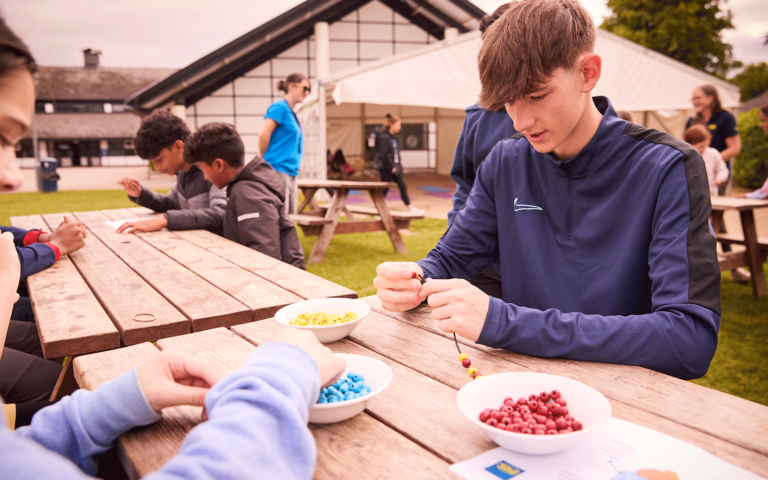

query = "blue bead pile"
(317, 372), (372, 404)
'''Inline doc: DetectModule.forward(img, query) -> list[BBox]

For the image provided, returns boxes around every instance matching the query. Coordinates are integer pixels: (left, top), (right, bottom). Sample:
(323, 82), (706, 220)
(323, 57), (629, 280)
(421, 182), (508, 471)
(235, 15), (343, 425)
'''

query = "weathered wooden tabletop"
(72, 296), (768, 480)
(9, 207), (356, 359)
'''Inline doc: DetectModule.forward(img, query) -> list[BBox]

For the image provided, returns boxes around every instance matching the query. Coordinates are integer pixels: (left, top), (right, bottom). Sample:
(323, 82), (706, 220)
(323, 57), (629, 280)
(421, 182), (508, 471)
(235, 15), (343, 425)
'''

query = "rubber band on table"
(132, 313), (157, 322)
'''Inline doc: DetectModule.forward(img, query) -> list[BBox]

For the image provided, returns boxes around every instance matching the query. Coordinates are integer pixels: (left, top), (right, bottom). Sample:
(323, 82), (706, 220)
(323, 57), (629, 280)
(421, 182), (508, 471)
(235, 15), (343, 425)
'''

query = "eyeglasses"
(294, 83), (311, 94)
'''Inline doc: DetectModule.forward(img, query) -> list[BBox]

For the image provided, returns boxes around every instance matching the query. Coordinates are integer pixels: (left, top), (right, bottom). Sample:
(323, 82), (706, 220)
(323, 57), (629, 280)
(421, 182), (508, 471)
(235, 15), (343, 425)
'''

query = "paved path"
(19, 166), (176, 193)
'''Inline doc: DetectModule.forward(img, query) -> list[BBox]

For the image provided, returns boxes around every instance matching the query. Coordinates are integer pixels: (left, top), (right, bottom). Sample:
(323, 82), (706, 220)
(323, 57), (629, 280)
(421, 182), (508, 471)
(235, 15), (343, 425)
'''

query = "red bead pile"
(478, 390), (583, 435)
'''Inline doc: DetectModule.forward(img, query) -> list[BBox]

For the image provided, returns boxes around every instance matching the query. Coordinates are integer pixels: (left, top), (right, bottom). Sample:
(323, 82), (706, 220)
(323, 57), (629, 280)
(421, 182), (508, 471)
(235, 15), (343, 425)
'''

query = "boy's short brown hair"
(684, 124), (712, 145)
(478, 0), (596, 111)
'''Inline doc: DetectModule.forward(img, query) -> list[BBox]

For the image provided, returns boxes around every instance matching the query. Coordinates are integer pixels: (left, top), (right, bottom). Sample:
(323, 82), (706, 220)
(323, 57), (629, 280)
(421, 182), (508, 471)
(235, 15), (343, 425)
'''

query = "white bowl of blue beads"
(274, 298), (371, 344)
(309, 353), (393, 424)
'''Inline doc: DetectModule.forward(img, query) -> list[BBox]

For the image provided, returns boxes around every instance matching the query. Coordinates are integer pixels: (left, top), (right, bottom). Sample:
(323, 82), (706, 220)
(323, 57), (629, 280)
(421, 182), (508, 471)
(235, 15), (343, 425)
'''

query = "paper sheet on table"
(103, 218), (151, 230)
(450, 418), (764, 480)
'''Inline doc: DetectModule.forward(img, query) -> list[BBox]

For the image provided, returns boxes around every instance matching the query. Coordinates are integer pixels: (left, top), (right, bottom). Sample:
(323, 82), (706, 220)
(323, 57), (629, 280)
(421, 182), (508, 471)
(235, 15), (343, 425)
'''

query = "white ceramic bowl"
(457, 372), (612, 455)
(273, 298), (371, 343)
(309, 353), (393, 424)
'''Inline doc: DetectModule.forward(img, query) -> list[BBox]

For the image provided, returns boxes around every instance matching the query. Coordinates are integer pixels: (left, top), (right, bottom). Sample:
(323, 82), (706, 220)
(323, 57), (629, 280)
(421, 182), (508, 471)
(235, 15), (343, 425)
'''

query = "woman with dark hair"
(686, 84), (748, 283)
(258, 72), (310, 215)
(374, 113), (423, 214)
(687, 85), (741, 178)
(0, 16), (67, 424)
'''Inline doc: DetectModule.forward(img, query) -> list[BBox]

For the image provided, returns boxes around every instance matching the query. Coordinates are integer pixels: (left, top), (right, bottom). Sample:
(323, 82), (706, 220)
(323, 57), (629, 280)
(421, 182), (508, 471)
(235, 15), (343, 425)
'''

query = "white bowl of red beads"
(457, 372), (612, 455)
(273, 298), (371, 344)
(308, 353), (393, 424)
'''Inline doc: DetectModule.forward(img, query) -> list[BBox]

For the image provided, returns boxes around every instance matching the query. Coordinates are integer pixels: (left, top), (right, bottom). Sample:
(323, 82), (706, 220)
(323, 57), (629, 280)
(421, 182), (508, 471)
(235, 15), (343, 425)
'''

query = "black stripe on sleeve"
(623, 122), (721, 315)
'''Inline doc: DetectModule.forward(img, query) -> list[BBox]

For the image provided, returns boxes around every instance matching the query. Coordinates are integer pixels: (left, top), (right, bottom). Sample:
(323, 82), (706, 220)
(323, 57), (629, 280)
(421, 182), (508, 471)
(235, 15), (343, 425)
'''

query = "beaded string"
(412, 271), (482, 380)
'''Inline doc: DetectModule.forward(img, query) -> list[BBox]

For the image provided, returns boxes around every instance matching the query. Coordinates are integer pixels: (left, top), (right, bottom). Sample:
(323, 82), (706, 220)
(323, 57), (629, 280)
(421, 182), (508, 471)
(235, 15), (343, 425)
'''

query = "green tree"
(601, 0), (741, 78)
(730, 63), (768, 102)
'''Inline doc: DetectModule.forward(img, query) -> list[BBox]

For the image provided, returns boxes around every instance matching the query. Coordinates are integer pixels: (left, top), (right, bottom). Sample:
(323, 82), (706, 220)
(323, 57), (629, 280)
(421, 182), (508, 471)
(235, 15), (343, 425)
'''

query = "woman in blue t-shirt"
(687, 85), (748, 283)
(258, 73), (310, 215)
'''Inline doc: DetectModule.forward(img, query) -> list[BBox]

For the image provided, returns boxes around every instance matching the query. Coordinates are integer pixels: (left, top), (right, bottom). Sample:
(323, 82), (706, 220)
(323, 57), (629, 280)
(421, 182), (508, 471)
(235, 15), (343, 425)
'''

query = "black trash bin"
(38, 158), (60, 193)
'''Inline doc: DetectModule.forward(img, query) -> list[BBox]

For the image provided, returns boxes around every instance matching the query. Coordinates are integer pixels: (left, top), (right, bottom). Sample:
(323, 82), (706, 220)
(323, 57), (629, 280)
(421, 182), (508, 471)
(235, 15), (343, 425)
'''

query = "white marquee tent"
(298, 28), (740, 177)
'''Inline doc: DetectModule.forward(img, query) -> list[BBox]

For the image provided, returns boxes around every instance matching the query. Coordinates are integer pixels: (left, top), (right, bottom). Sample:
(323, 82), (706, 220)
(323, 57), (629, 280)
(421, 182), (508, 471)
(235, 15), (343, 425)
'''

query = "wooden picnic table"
(9, 207), (356, 361)
(293, 179), (424, 265)
(709, 197), (768, 298)
(72, 296), (768, 480)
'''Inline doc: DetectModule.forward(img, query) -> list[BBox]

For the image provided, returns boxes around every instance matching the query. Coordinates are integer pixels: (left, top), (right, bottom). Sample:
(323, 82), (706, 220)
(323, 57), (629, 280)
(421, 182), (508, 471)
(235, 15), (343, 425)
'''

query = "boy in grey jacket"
(117, 110), (226, 233)
(184, 122), (305, 269)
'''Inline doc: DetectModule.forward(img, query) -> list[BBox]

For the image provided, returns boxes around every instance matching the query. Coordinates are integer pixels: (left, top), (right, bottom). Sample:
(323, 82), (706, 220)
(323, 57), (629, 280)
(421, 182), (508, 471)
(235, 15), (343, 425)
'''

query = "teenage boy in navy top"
(374, 0), (720, 380)
(184, 123), (305, 269)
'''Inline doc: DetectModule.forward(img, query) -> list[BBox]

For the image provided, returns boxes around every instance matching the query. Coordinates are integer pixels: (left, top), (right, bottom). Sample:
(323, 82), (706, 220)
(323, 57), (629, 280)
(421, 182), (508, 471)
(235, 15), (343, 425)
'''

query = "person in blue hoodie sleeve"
(1, 328), (345, 479)
(374, 0), (720, 380)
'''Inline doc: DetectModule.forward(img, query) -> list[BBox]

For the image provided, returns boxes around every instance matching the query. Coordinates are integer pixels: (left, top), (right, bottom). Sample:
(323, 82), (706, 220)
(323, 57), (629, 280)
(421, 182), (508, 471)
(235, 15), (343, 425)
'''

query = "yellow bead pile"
(289, 311), (358, 326)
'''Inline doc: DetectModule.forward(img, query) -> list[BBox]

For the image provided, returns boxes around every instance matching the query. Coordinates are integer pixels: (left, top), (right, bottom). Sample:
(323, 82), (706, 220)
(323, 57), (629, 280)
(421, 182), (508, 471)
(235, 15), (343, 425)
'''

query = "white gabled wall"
(185, 0), (439, 162)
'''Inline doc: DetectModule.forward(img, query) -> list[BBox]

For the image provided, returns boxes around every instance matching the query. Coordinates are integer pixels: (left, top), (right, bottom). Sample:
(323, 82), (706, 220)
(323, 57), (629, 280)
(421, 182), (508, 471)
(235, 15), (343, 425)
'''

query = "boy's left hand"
(137, 351), (226, 413)
(116, 216), (168, 233)
(418, 278), (490, 342)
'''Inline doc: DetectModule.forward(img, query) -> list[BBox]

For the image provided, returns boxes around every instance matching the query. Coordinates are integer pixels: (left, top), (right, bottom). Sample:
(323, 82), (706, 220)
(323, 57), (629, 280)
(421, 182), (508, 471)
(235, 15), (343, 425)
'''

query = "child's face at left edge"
(0, 68), (35, 192)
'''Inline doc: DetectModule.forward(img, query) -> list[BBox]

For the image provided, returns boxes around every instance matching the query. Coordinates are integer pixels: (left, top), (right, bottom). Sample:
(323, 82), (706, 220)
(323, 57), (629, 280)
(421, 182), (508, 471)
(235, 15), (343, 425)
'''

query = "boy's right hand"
(49, 215), (87, 256)
(269, 329), (346, 388)
(373, 261), (424, 312)
(117, 177), (142, 197)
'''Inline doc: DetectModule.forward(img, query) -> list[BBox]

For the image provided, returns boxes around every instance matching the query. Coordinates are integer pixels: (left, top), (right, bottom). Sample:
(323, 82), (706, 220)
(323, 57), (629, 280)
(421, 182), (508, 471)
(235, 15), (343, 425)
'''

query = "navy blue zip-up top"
(448, 104), (517, 226)
(418, 97), (720, 379)
(1, 226), (60, 280)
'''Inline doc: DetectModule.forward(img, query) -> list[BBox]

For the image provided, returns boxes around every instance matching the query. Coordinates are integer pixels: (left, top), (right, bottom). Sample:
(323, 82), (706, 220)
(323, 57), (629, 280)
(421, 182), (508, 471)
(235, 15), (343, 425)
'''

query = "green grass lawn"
(2, 189), (766, 406)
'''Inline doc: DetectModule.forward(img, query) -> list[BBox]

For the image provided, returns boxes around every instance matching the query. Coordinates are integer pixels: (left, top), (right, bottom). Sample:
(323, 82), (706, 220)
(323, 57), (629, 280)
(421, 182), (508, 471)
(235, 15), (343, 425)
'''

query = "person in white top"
(684, 124), (750, 283)
(684, 124), (729, 197)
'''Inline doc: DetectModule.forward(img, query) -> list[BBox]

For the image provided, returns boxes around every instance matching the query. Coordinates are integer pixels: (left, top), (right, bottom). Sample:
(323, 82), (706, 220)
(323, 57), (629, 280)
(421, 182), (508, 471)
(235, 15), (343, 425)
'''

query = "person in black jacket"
(374, 114), (424, 215)
(183, 122), (305, 269)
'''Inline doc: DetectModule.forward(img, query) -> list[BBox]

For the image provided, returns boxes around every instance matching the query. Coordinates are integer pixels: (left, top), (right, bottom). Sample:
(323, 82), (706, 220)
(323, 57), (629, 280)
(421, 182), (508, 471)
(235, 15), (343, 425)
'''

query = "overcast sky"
(2, 0), (766, 75)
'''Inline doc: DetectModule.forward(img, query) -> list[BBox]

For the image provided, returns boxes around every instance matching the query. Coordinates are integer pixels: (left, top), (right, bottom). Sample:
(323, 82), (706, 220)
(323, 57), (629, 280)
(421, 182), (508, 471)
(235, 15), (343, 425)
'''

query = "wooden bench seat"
(716, 233), (768, 251)
(318, 203), (425, 220)
(289, 213), (334, 226)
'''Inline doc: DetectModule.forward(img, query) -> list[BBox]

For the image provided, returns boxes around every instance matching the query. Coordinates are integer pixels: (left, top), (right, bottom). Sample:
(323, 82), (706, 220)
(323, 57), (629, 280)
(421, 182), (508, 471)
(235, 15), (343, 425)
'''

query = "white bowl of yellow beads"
(273, 298), (371, 343)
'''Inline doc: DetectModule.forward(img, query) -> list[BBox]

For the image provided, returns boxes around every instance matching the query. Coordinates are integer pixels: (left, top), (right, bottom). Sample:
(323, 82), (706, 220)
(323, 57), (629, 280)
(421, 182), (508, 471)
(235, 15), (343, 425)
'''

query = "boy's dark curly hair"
(183, 122), (244, 168)
(134, 109), (190, 160)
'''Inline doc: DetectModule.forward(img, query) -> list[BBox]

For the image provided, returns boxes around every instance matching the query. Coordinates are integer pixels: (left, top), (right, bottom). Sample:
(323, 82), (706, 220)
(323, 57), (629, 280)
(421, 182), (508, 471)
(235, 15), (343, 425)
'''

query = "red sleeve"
(43, 242), (61, 262)
(23, 230), (44, 246)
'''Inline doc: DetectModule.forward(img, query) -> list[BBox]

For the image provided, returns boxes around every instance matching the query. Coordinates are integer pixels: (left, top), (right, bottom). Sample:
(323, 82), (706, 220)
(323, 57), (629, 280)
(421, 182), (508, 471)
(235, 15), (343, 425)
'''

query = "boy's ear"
(173, 139), (185, 155)
(579, 53), (602, 94)
(214, 158), (227, 172)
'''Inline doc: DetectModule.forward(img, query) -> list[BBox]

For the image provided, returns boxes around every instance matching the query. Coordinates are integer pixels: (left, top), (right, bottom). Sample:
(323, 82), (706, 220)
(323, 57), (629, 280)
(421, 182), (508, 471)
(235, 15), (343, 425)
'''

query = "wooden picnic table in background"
(292, 179), (424, 264)
(73, 295), (768, 480)
(710, 197), (768, 298)
(10, 207), (356, 360)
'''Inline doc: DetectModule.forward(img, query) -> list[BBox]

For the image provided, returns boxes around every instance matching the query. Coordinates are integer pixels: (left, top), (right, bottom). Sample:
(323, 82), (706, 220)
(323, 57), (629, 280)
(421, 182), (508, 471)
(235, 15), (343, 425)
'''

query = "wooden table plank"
(710, 197), (768, 211)
(9, 215), (120, 358)
(156, 328), (456, 480)
(74, 210), (252, 332)
(350, 298), (768, 474)
(100, 209), (303, 321)
(73, 342), (202, 480)
(297, 179), (396, 190)
(232, 320), (496, 464)
(739, 209), (768, 297)
(40, 213), (190, 346)
(172, 229), (357, 300)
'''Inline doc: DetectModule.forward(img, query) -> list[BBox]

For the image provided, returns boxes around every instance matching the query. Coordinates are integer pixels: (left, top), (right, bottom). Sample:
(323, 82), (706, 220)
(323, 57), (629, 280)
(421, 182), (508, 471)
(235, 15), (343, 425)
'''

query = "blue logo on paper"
(485, 460), (524, 479)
